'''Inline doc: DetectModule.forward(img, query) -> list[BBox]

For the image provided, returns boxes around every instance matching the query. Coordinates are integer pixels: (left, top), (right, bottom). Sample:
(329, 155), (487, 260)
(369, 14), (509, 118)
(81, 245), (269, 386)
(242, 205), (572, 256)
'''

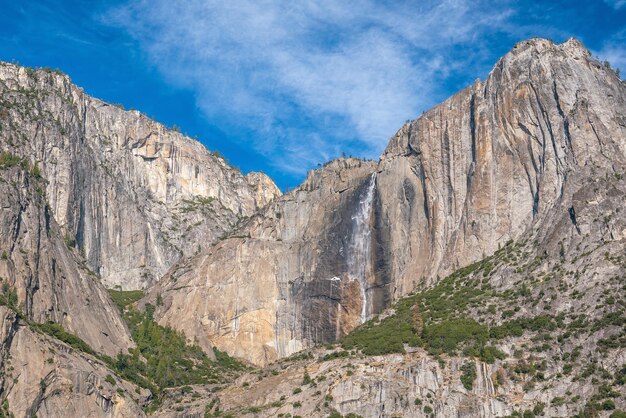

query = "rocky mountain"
(0, 60), (279, 417)
(0, 155), (132, 356)
(0, 37), (625, 417)
(0, 62), (280, 289)
(0, 159), (146, 416)
(145, 37), (626, 369)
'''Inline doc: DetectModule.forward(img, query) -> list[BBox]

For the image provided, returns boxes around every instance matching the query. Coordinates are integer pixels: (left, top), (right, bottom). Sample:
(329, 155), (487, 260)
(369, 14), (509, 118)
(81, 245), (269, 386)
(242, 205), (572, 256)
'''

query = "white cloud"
(599, 45), (626, 74)
(604, 0), (626, 10)
(103, 1), (519, 174)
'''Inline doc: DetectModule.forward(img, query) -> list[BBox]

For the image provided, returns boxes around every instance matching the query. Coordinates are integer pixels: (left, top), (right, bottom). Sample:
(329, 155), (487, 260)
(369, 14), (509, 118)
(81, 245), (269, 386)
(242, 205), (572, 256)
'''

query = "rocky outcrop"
(0, 306), (147, 418)
(0, 64), (280, 289)
(0, 162), (132, 356)
(156, 337), (621, 418)
(147, 38), (626, 366)
(204, 350), (521, 418)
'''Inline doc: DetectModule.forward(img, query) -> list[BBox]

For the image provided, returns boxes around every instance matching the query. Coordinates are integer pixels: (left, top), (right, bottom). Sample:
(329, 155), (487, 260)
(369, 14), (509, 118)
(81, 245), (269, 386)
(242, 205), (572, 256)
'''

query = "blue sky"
(1, 0), (625, 188)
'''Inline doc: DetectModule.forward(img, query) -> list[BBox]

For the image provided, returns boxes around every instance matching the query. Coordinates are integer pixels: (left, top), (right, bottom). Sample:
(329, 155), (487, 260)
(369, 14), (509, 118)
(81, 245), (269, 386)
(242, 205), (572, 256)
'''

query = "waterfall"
(347, 173), (376, 323)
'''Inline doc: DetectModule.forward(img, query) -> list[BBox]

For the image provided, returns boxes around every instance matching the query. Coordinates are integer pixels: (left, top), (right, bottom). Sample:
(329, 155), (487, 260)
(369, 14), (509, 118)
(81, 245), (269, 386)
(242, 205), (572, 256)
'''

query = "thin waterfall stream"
(346, 172), (376, 323)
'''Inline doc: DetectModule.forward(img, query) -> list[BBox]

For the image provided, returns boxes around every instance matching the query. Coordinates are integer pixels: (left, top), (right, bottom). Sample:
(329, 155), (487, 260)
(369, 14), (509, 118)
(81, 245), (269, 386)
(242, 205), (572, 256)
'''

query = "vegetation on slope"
(340, 238), (626, 415)
(0, 280), (247, 411)
(106, 289), (247, 394)
(107, 288), (144, 311)
(342, 242), (523, 360)
(343, 239), (625, 358)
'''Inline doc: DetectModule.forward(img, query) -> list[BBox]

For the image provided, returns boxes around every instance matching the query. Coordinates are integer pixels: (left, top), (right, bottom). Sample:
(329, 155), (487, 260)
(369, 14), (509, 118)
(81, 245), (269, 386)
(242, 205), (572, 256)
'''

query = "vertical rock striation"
(377, 37), (626, 297)
(0, 162), (132, 356)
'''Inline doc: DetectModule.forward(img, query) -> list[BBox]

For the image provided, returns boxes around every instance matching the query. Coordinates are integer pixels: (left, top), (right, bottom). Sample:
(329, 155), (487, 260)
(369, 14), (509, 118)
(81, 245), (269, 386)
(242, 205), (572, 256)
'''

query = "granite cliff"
(146, 38), (626, 369)
(0, 37), (625, 417)
(0, 63), (280, 289)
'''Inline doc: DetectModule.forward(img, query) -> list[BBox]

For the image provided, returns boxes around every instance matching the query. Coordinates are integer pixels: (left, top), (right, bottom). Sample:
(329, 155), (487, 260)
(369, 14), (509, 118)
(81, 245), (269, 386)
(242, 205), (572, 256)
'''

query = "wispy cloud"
(101, 1), (536, 174)
(604, 0), (626, 10)
(595, 28), (626, 77)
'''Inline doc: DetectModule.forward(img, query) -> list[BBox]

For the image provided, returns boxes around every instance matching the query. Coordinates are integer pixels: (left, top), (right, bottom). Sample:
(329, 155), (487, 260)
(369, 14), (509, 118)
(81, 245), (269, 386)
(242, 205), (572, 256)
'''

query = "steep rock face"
(148, 38), (626, 366)
(0, 163), (132, 356)
(378, 37), (626, 297)
(0, 63), (280, 289)
(0, 307), (147, 418)
(147, 158), (383, 366)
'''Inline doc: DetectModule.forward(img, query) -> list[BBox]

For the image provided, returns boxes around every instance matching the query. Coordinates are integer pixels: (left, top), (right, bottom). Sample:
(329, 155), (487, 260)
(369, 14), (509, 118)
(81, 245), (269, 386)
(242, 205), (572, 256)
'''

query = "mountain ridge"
(0, 37), (624, 417)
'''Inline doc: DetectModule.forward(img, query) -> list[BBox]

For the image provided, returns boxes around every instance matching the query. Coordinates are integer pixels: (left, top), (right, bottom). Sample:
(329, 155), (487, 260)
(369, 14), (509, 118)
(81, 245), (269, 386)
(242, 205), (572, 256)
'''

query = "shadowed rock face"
(147, 38), (626, 366)
(147, 158), (381, 366)
(0, 64), (280, 289)
(0, 164), (133, 356)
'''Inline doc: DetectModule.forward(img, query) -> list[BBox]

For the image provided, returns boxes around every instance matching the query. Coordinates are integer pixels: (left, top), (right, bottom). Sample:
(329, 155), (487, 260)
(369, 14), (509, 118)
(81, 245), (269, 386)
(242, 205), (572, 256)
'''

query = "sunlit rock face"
(0, 62), (280, 289)
(147, 158), (386, 366)
(147, 38), (626, 366)
(377, 37), (626, 298)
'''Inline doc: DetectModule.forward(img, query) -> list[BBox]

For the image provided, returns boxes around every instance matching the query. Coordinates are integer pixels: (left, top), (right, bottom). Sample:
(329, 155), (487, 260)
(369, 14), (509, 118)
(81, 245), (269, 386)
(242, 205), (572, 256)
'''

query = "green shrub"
(63, 234), (76, 249)
(477, 346), (506, 364)
(423, 319), (488, 355)
(30, 163), (42, 179)
(213, 347), (246, 371)
(460, 361), (477, 390)
(532, 402), (545, 415)
(0, 152), (24, 169)
(303, 371), (312, 385)
(322, 350), (351, 361)
(33, 322), (94, 355)
(106, 289), (144, 312)
(0, 399), (12, 418)
(0, 283), (19, 310)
